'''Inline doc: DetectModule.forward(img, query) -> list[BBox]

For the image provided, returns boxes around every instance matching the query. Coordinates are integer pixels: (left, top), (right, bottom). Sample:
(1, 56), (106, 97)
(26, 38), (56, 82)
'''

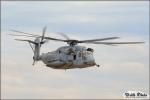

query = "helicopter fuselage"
(40, 46), (96, 69)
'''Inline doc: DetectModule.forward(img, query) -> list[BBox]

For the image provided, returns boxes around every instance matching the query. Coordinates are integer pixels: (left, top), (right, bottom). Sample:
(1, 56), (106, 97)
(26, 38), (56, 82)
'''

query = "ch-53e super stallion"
(9, 27), (144, 69)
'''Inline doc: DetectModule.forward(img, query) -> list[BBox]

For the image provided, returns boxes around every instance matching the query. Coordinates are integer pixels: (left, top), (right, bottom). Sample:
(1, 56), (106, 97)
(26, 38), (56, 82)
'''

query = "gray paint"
(40, 46), (96, 69)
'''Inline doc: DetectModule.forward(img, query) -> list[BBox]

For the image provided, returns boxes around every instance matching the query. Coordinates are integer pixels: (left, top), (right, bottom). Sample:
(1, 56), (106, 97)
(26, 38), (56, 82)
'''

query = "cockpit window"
(87, 48), (94, 52)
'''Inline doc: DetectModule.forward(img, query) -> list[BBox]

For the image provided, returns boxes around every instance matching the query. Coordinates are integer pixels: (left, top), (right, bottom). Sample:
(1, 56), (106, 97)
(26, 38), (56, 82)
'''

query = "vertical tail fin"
(32, 38), (41, 65)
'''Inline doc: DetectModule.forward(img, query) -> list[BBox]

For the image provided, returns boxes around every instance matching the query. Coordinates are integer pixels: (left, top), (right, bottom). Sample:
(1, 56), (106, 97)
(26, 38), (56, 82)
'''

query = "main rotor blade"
(86, 41), (145, 45)
(8, 34), (39, 37)
(15, 39), (36, 44)
(56, 32), (70, 40)
(44, 37), (67, 42)
(10, 30), (40, 37)
(78, 37), (120, 43)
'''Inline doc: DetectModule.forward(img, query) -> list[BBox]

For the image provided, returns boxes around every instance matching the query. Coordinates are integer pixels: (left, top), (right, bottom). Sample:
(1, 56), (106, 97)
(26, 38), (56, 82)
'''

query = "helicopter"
(9, 27), (144, 69)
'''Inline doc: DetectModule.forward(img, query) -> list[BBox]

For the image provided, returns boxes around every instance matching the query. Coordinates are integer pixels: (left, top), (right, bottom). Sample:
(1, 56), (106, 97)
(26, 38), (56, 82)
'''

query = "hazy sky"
(1, 1), (149, 99)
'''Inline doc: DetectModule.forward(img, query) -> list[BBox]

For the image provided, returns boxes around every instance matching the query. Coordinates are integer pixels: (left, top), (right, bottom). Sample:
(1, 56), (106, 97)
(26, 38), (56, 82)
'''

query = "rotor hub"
(67, 40), (78, 46)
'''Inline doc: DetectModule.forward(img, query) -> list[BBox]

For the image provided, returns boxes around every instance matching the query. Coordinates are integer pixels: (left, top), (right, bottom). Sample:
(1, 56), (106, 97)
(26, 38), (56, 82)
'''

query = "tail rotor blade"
(41, 26), (47, 42)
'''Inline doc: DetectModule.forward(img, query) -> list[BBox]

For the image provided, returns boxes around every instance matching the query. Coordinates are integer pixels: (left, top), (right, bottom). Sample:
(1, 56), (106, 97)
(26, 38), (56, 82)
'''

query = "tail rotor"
(9, 26), (48, 65)
(40, 26), (47, 46)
